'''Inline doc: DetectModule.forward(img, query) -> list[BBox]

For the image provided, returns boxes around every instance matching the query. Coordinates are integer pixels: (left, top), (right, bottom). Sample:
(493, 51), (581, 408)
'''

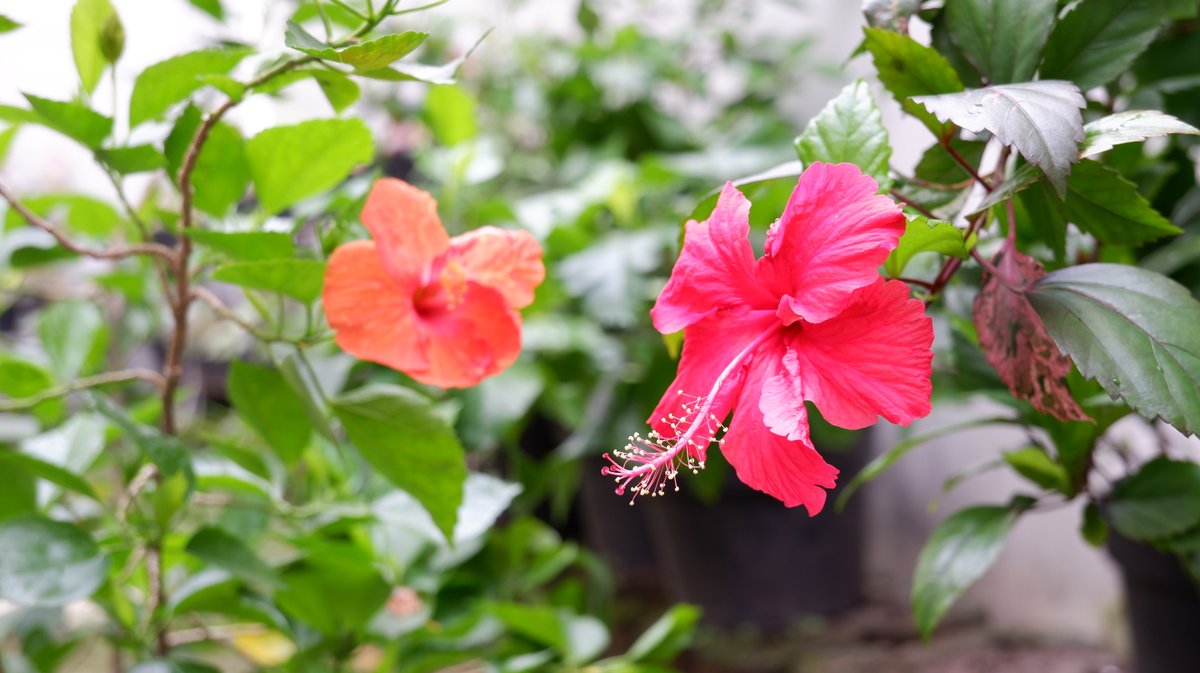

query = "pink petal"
(361, 179), (450, 282)
(721, 355), (838, 514)
(648, 307), (778, 454)
(651, 183), (775, 334)
(759, 348), (810, 442)
(791, 278), (934, 429)
(757, 162), (906, 324)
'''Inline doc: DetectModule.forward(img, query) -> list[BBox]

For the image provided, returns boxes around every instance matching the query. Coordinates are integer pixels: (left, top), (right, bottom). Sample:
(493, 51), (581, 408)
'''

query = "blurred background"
(6, 1), (1198, 671)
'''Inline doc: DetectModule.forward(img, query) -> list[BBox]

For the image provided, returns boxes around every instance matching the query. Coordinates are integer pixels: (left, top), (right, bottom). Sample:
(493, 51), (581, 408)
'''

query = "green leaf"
(1107, 457), (1200, 540)
(944, 0), (1057, 83)
(188, 230), (294, 260)
(245, 118), (374, 214)
(1041, 0), (1181, 90)
(163, 105), (250, 216)
(491, 603), (568, 652)
(24, 94), (112, 149)
(187, 0), (224, 19)
(227, 361), (313, 463)
(0, 451), (98, 501)
(211, 259), (326, 303)
(278, 354), (336, 443)
(1002, 446), (1072, 494)
(332, 385), (467, 542)
(884, 216), (968, 277)
(1080, 110), (1200, 159)
(1057, 160), (1179, 245)
(0, 515), (109, 607)
(626, 604), (701, 663)
(914, 81), (1085, 195)
(95, 144), (165, 174)
(129, 47), (252, 127)
(358, 30), (489, 85)
(0, 459), (35, 521)
(38, 300), (107, 380)
(912, 505), (1020, 639)
(252, 69), (361, 113)
(836, 417), (1016, 510)
(185, 526), (280, 588)
(275, 543), (389, 636)
(1081, 502), (1109, 547)
(1027, 264), (1200, 438)
(70, 0), (117, 92)
(862, 27), (964, 135)
(0, 125), (17, 165)
(285, 25), (428, 71)
(794, 79), (890, 186)
(423, 85), (479, 146)
(0, 15), (22, 34)
(0, 356), (64, 424)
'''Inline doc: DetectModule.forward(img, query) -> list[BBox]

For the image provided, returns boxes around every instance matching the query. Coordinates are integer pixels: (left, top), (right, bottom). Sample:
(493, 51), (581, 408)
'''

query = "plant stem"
(941, 129), (990, 191)
(0, 369), (164, 412)
(889, 189), (937, 219)
(0, 181), (177, 263)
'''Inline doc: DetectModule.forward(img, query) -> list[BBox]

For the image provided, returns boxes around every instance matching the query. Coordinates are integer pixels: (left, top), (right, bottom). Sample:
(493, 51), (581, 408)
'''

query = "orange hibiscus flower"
(323, 178), (545, 388)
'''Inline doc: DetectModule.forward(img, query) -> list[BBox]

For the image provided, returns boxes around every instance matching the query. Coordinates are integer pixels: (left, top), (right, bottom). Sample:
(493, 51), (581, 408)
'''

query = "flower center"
(602, 325), (780, 503)
(413, 259), (469, 317)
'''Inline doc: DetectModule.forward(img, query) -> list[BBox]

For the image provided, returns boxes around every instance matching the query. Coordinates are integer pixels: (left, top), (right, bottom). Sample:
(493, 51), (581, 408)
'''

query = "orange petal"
(448, 226), (545, 308)
(410, 282), (522, 388)
(361, 178), (449, 281)
(323, 240), (427, 373)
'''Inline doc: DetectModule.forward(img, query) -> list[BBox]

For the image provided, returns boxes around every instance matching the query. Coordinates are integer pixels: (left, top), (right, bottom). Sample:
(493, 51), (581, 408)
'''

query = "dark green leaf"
(275, 543), (388, 635)
(944, 0), (1056, 83)
(915, 137), (985, 185)
(227, 360), (313, 463)
(1027, 264), (1200, 437)
(164, 105), (250, 216)
(1002, 446), (1072, 494)
(211, 259), (326, 303)
(96, 144), (165, 174)
(70, 0), (116, 92)
(1108, 457), (1200, 540)
(0, 515), (108, 606)
(795, 79), (890, 185)
(884, 216), (968, 277)
(1081, 502), (1109, 547)
(1041, 0), (1181, 90)
(185, 526), (280, 588)
(912, 505), (1020, 638)
(99, 10), (124, 63)
(862, 27), (964, 135)
(188, 230), (294, 260)
(129, 47), (252, 127)
(626, 604), (701, 663)
(245, 118), (374, 214)
(332, 385), (467, 541)
(1080, 110), (1200, 159)
(24, 94), (112, 149)
(38, 300), (107, 380)
(490, 603), (567, 652)
(1057, 160), (1179, 245)
(914, 81), (1085, 195)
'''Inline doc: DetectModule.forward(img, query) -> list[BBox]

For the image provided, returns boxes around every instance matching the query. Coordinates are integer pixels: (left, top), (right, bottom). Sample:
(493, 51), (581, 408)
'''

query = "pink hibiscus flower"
(604, 162), (934, 515)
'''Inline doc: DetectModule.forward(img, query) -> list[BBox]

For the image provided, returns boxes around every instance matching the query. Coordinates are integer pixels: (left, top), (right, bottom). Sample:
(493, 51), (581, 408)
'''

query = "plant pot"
(579, 456), (660, 587)
(1106, 531), (1200, 673)
(642, 436), (869, 631)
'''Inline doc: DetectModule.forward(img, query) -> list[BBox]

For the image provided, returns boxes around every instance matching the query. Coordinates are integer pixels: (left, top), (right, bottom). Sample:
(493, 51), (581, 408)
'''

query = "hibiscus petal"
(791, 278), (934, 429)
(649, 308), (778, 453)
(651, 183), (774, 334)
(721, 355), (838, 514)
(323, 240), (427, 372)
(758, 162), (906, 324)
(759, 349), (810, 442)
(448, 226), (545, 308)
(361, 178), (450, 281)
(412, 282), (522, 388)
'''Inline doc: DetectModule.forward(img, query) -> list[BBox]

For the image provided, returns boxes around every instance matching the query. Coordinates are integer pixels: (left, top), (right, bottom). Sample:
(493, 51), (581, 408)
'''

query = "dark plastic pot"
(578, 456), (660, 587)
(1107, 532), (1200, 673)
(642, 437), (869, 631)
